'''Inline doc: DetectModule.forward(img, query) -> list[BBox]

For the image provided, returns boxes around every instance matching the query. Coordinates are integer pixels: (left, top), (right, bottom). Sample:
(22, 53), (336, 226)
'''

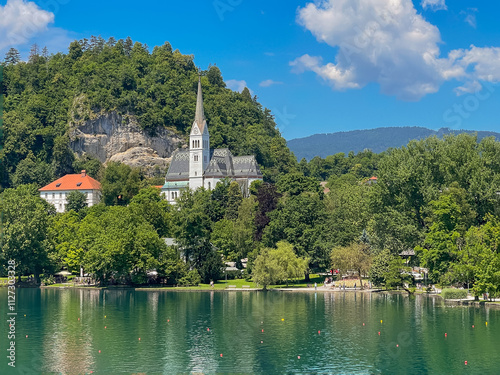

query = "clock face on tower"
(193, 127), (199, 135)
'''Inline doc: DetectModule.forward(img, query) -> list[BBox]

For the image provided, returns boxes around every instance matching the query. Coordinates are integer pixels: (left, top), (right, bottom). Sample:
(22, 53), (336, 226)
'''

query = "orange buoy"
(104, 326), (107, 329)
(318, 330), (321, 334)
(378, 331), (381, 335)
(26, 335), (28, 338)
(138, 338), (141, 341)
(207, 328), (210, 332)
(396, 344), (399, 347)
(167, 319), (170, 322)
(465, 361), (468, 365)
(98, 350), (101, 353)
(298, 356), (301, 359)
(472, 325), (475, 328)
(363, 323), (365, 326)
(262, 329), (264, 332)
(445, 333), (447, 337)
(220, 353), (223, 357)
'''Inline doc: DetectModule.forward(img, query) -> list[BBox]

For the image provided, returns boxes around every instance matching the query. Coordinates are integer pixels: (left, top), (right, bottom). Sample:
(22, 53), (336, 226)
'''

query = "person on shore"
(210, 280), (214, 288)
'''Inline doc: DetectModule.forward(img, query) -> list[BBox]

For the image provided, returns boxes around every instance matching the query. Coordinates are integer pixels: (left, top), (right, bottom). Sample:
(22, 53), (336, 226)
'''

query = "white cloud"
(461, 8), (478, 28)
(0, 0), (54, 51)
(259, 79), (284, 87)
(421, 0), (447, 11)
(292, 0), (500, 100)
(226, 79), (253, 95)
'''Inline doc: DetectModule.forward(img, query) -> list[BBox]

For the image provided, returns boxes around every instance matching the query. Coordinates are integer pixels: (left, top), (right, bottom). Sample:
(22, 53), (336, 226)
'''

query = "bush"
(42, 275), (55, 286)
(442, 288), (468, 300)
(178, 270), (201, 286)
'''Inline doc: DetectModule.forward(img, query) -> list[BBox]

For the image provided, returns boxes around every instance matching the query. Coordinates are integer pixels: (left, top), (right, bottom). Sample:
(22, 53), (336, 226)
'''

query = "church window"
(194, 155), (199, 162)
(195, 172), (197, 176)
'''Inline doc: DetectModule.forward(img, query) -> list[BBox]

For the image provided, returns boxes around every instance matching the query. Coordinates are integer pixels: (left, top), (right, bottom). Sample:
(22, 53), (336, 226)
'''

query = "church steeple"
(193, 74), (207, 134)
(189, 73), (210, 191)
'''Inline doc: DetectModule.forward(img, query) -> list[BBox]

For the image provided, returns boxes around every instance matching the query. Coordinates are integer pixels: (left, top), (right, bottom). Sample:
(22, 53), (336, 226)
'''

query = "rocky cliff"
(69, 112), (185, 176)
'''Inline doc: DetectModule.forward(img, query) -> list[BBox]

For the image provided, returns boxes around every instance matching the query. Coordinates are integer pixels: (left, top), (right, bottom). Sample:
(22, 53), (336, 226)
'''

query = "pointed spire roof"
(193, 74), (207, 133)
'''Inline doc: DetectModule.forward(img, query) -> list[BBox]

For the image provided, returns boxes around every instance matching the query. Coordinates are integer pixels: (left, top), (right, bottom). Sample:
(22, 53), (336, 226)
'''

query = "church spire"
(194, 74), (207, 133)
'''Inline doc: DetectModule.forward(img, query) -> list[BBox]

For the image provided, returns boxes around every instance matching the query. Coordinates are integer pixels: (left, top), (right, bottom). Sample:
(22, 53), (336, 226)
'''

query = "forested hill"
(288, 127), (500, 160)
(0, 37), (296, 188)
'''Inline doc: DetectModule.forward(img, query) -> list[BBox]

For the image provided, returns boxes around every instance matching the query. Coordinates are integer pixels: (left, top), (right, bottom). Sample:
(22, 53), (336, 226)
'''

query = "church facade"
(162, 77), (263, 203)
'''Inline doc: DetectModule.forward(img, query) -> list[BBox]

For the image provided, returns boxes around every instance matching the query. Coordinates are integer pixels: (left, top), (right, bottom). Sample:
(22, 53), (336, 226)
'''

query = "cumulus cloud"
(421, 0), (447, 11)
(226, 79), (253, 94)
(0, 0), (54, 51)
(259, 79), (284, 87)
(292, 0), (500, 100)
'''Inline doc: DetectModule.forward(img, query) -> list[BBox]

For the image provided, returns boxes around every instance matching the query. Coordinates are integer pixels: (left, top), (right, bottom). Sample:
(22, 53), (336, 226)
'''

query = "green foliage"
(66, 191), (87, 212)
(331, 243), (372, 289)
(252, 241), (308, 289)
(441, 288), (468, 300)
(100, 162), (141, 206)
(178, 270), (201, 287)
(1, 37), (294, 188)
(0, 184), (56, 282)
(129, 187), (171, 237)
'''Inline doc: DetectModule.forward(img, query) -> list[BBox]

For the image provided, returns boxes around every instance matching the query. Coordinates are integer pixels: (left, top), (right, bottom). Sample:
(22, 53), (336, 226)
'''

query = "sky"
(1, 0), (500, 140)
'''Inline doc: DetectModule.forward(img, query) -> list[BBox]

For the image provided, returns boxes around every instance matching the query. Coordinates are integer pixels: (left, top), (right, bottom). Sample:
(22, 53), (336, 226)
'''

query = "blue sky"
(1, 0), (500, 140)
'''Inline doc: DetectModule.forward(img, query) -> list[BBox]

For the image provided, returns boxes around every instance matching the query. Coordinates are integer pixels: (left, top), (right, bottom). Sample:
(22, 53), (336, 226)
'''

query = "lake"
(1, 288), (499, 374)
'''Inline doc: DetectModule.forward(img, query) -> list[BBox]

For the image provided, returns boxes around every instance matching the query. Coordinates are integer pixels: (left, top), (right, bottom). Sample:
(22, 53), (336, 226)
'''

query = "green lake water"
(1, 288), (500, 374)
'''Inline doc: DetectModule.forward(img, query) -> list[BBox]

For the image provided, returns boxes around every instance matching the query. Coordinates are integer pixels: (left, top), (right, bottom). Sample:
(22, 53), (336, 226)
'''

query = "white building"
(39, 170), (102, 212)
(162, 76), (263, 203)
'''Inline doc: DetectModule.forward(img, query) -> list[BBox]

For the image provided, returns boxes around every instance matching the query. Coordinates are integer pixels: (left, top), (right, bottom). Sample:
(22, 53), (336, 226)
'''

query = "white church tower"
(189, 75), (210, 190)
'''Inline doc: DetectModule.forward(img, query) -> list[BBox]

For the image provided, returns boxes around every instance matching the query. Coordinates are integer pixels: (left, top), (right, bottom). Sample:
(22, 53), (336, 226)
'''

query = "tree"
(225, 181), (243, 220)
(369, 249), (412, 292)
(252, 241), (308, 289)
(331, 243), (372, 289)
(0, 185), (56, 283)
(66, 191), (87, 212)
(4, 48), (20, 65)
(129, 187), (171, 237)
(100, 162), (142, 206)
(233, 196), (258, 260)
(211, 219), (237, 261)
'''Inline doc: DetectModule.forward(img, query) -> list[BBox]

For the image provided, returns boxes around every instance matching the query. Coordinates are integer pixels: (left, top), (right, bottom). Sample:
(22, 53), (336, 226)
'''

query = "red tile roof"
(39, 173), (101, 191)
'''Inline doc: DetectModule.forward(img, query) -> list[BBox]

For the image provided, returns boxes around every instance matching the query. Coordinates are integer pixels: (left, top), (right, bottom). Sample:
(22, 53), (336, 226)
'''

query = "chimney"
(81, 170), (86, 177)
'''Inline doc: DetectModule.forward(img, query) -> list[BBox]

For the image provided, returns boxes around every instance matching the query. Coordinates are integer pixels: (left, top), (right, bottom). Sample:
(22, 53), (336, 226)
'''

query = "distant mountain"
(287, 127), (500, 160)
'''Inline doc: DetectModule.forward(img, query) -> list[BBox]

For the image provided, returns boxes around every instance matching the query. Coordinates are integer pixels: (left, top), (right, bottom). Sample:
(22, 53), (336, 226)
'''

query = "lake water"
(1, 288), (499, 374)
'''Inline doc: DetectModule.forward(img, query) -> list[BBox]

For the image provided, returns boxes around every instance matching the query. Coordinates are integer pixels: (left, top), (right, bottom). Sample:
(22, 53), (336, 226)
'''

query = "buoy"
(24, 314), (26, 317)
(363, 323), (365, 326)
(98, 350), (101, 353)
(167, 319), (170, 322)
(486, 322), (488, 326)
(261, 341), (263, 344)
(380, 320), (383, 324)
(472, 325), (475, 328)
(298, 356), (301, 359)
(378, 332), (381, 335)
(220, 353), (223, 357)
(262, 329), (264, 332)
(105, 326), (107, 329)
(445, 333), (447, 337)
(26, 335), (28, 338)
(282, 318), (285, 321)
(396, 344), (399, 347)
(207, 328), (210, 332)
(465, 361), (468, 366)
(78, 318), (80, 321)
(318, 330), (321, 334)
(138, 338), (141, 341)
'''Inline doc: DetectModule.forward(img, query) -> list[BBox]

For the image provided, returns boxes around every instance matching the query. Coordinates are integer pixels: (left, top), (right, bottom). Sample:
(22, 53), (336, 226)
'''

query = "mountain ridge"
(287, 126), (500, 160)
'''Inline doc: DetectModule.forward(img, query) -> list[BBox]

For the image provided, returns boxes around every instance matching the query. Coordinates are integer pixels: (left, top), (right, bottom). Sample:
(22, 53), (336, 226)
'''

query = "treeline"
(0, 37), (295, 188)
(3, 134), (500, 297)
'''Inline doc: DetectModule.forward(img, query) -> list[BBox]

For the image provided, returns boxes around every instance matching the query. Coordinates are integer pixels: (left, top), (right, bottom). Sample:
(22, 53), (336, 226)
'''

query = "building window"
(194, 155), (199, 162)
(52, 193), (55, 199)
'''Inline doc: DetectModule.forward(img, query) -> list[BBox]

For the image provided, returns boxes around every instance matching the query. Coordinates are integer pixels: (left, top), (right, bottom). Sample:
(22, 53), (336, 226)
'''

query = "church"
(161, 76), (263, 203)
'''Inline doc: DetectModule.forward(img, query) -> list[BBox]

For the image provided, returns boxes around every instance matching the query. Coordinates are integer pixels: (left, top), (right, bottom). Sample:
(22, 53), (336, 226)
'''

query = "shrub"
(178, 270), (201, 286)
(442, 288), (468, 300)
(225, 270), (243, 280)
(42, 276), (55, 286)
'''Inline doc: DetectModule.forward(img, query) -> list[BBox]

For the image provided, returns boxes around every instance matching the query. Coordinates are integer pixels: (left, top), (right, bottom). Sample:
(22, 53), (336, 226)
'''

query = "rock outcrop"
(69, 112), (185, 176)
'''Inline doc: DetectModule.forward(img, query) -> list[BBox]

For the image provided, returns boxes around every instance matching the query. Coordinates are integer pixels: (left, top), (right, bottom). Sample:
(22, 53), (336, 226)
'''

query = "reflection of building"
(39, 170), (101, 212)
(162, 76), (263, 204)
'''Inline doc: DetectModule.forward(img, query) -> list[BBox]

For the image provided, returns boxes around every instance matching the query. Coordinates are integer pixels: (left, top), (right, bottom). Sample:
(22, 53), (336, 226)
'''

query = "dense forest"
(0, 37), (295, 189)
(2, 39), (500, 299)
(288, 126), (500, 160)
